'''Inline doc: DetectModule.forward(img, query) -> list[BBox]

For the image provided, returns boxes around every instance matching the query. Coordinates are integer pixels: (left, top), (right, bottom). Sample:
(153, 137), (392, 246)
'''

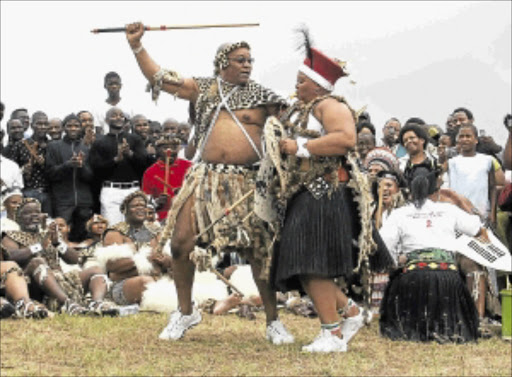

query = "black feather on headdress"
(295, 25), (314, 68)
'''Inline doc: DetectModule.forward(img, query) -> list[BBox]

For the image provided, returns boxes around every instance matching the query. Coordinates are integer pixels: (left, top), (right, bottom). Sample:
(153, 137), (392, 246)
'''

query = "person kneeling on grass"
(378, 167), (484, 343)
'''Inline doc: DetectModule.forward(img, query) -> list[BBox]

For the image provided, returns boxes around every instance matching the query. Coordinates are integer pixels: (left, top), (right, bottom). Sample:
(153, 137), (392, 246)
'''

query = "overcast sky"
(1, 1), (510, 142)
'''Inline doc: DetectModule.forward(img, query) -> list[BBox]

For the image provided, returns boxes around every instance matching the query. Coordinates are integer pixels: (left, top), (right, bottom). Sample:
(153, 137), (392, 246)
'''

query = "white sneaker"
(302, 329), (347, 353)
(341, 308), (366, 343)
(158, 307), (202, 341)
(266, 319), (295, 345)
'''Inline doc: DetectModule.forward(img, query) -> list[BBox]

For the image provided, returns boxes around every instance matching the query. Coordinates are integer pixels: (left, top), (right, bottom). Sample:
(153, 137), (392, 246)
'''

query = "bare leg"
(79, 266), (107, 301)
(247, 256), (277, 325)
(25, 258), (68, 305)
(301, 275), (342, 337)
(170, 196), (197, 315)
(1, 261), (30, 303)
(335, 289), (359, 317)
(121, 276), (155, 304)
(212, 293), (242, 315)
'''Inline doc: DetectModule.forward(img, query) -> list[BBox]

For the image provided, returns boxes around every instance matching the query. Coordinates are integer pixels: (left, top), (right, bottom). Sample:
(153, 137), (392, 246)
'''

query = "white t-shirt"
(0, 155), (24, 190)
(379, 199), (481, 261)
(448, 153), (493, 216)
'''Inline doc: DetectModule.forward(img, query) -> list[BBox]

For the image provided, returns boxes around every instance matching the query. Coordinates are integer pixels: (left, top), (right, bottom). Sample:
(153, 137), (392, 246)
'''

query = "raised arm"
(125, 22), (199, 102)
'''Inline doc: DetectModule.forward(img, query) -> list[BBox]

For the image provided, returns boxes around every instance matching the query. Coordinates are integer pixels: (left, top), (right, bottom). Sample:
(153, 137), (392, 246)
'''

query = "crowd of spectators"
(0, 72), (510, 342)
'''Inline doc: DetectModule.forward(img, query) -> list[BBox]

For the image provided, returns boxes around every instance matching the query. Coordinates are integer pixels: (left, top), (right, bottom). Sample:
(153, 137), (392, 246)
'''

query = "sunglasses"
(229, 57), (255, 65)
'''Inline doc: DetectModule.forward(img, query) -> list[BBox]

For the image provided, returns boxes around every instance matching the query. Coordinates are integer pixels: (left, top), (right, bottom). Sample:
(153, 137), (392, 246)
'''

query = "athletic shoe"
(158, 307), (202, 341)
(266, 319), (295, 345)
(341, 307), (368, 343)
(302, 329), (348, 353)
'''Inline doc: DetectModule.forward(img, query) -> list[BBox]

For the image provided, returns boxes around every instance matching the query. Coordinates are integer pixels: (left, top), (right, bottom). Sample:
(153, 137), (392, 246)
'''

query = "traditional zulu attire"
(379, 158), (481, 345)
(1, 230), (85, 311)
(99, 220), (159, 306)
(271, 96), (363, 293)
(155, 42), (287, 280)
(267, 45), (391, 301)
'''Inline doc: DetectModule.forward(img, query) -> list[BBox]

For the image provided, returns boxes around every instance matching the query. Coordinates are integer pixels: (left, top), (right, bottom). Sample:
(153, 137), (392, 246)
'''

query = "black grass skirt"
(271, 185), (357, 293)
(379, 268), (479, 343)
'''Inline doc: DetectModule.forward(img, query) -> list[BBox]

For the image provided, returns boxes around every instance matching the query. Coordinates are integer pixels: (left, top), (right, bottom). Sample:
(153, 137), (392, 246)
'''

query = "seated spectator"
(1, 260), (49, 319)
(1, 188), (23, 231)
(1, 198), (114, 315)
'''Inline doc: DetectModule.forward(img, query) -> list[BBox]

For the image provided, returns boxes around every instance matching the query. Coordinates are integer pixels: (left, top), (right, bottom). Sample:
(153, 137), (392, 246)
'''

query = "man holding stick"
(141, 134), (191, 222)
(125, 22), (294, 343)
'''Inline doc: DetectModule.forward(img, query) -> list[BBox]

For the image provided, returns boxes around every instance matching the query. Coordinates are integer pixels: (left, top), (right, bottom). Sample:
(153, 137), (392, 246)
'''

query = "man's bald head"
(162, 118), (179, 136)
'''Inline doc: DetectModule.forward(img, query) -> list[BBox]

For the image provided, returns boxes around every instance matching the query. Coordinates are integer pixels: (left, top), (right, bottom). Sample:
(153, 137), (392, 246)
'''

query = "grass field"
(1, 311), (511, 376)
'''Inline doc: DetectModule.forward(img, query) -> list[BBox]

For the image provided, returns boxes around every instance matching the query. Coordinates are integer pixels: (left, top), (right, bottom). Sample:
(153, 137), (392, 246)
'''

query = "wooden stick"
(195, 189), (255, 241)
(375, 180), (385, 230)
(210, 267), (244, 297)
(164, 150), (171, 196)
(91, 23), (259, 34)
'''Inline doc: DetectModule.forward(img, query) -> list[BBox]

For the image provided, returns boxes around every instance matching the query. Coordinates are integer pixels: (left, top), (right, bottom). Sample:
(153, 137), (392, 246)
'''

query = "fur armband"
(146, 68), (183, 103)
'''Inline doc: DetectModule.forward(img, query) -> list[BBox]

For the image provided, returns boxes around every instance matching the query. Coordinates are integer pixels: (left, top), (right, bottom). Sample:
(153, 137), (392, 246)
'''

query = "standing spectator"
(356, 132), (375, 162)
(88, 107), (147, 225)
(10, 108), (31, 139)
(94, 72), (132, 135)
(2, 119), (24, 159)
(381, 118), (406, 158)
(149, 120), (162, 142)
(77, 110), (96, 147)
(48, 118), (63, 141)
(45, 114), (94, 242)
(132, 114), (157, 170)
(448, 124), (505, 226)
(0, 129), (23, 193)
(162, 118), (179, 136)
(398, 123), (437, 183)
(142, 135), (191, 222)
(177, 122), (192, 160)
(11, 111), (52, 214)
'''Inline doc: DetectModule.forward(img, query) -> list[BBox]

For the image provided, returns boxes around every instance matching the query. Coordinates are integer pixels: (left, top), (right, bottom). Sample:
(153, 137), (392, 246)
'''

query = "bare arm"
(279, 99), (356, 157)
(102, 230), (137, 274)
(125, 22), (199, 102)
(308, 99), (356, 156)
(1, 237), (33, 265)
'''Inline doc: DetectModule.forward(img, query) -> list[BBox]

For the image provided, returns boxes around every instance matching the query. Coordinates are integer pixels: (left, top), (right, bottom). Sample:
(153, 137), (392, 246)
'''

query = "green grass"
(1, 311), (511, 376)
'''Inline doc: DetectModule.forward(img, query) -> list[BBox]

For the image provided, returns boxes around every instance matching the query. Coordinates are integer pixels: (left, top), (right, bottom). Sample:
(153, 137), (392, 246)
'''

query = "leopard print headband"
(213, 41), (251, 76)
(15, 197), (41, 224)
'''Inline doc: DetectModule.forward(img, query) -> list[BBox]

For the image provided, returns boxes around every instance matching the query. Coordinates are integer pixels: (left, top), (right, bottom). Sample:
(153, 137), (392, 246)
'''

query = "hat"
(299, 48), (348, 91)
(364, 147), (399, 172)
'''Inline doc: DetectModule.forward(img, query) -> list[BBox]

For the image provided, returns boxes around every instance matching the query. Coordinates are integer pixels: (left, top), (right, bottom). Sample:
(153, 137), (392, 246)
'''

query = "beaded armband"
(146, 69), (183, 103)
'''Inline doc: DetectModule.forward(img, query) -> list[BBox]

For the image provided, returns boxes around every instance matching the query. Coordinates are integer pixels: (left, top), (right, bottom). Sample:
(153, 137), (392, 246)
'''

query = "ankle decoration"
(321, 322), (341, 335)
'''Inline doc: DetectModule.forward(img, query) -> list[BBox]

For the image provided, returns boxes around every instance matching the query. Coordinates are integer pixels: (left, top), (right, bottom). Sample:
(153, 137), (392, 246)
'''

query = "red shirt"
(142, 159), (192, 221)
